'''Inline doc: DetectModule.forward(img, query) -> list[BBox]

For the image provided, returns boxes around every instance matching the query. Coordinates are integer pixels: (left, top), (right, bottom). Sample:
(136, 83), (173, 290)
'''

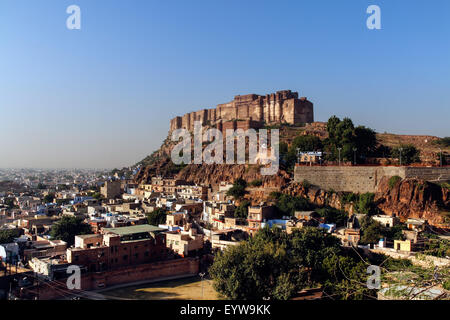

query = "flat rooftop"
(76, 234), (101, 239)
(103, 224), (166, 236)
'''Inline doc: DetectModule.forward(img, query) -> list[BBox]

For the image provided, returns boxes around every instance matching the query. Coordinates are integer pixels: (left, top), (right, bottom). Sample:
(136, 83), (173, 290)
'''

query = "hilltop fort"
(170, 90), (314, 132)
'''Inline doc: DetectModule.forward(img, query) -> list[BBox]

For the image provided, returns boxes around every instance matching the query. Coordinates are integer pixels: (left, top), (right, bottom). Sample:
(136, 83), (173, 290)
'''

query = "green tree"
(0, 228), (22, 244)
(325, 116), (377, 163)
(359, 216), (383, 244)
(226, 179), (247, 199)
(234, 200), (250, 219)
(279, 142), (297, 171)
(382, 223), (406, 241)
(292, 135), (323, 152)
(50, 216), (92, 246)
(37, 183), (46, 190)
(355, 193), (377, 215)
(43, 193), (55, 203)
(322, 255), (375, 300)
(315, 207), (348, 227)
(91, 192), (104, 201)
(391, 144), (421, 165)
(146, 208), (167, 226)
(271, 193), (312, 217)
(354, 126), (377, 160)
(4, 197), (17, 209)
(209, 227), (363, 300)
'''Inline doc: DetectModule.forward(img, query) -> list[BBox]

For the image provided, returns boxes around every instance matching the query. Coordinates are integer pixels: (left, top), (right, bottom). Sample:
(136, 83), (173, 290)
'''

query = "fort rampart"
(170, 90), (314, 132)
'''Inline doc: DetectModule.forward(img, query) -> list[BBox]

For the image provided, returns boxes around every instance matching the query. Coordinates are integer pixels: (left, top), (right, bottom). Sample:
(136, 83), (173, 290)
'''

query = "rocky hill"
(133, 90), (449, 226)
(280, 179), (449, 227)
(375, 177), (449, 226)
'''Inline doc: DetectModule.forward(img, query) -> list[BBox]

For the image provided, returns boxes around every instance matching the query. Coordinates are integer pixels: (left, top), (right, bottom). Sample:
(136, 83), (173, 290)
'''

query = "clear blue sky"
(0, 0), (449, 169)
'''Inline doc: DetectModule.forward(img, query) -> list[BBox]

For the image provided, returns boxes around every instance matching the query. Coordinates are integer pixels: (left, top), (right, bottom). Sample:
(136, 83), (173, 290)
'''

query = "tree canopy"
(315, 207), (348, 227)
(325, 116), (377, 163)
(43, 193), (55, 203)
(234, 200), (250, 219)
(209, 227), (377, 300)
(226, 178), (247, 199)
(270, 192), (312, 217)
(50, 216), (92, 246)
(391, 144), (421, 165)
(279, 135), (323, 171)
(292, 135), (323, 152)
(146, 208), (167, 226)
(0, 228), (22, 244)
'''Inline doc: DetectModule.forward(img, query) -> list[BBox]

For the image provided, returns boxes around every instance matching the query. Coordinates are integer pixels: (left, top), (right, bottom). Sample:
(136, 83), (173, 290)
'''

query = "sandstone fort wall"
(170, 90), (314, 132)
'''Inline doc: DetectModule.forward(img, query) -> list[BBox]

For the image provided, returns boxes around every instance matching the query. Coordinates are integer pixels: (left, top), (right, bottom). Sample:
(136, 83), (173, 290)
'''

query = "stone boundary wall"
(25, 258), (199, 300)
(371, 248), (450, 268)
(405, 167), (450, 181)
(294, 166), (450, 193)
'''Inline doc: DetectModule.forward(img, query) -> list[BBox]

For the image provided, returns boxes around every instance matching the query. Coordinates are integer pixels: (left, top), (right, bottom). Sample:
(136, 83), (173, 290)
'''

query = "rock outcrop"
(176, 164), (290, 188)
(282, 182), (354, 213)
(374, 177), (449, 226)
(279, 179), (450, 227)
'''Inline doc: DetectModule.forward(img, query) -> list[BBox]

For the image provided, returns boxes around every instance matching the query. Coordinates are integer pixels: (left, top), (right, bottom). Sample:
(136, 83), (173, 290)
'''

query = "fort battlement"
(170, 90), (314, 132)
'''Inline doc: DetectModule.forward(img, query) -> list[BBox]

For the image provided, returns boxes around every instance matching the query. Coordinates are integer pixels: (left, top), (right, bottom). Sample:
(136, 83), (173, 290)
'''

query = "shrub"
(355, 193), (377, 215)
(433, 137), (450, 148)
(439, 182), (450, 189)
(444, 280), (450, 291)
(388, 176), (402, 190)
(274, 193), (312, 217)
(315, 207), (348, 227)
(234, 200), (251, 219)
(341, 192), (359, 205)
(226, 179), (248, 199)
(301, 179), (312, 189)
(146, 208), (167, 226)
(249, 179), (263, 187)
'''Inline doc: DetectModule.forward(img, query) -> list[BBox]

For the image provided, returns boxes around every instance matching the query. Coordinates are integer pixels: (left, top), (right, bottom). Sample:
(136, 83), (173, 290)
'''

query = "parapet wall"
(26, 258), (199, 300)
(294, 166), (450, 193)
(404, 167), (450, 181)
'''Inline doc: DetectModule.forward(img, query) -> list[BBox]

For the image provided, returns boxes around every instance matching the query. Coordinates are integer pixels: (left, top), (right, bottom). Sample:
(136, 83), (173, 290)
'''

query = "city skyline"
(1, 0), (449, 168)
